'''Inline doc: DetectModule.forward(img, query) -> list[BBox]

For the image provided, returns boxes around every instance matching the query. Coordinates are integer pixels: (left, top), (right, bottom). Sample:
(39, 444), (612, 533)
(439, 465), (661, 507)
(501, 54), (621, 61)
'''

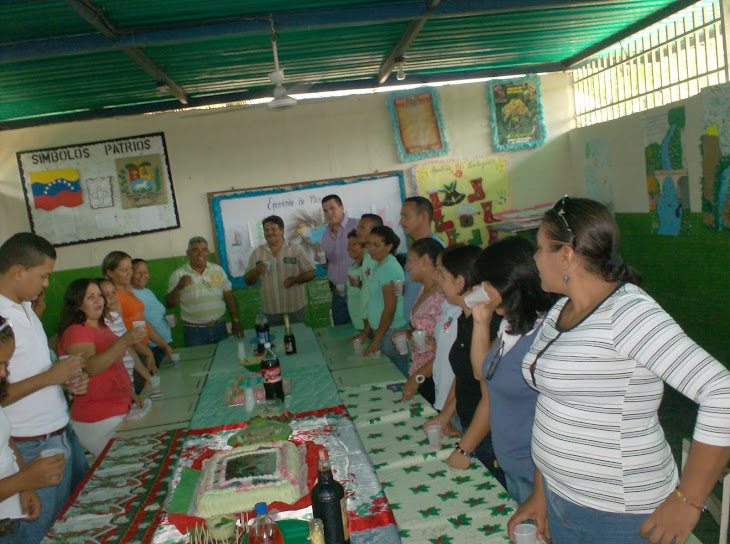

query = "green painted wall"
(40, 255), (332, 346)
(617, 213), (730, 365)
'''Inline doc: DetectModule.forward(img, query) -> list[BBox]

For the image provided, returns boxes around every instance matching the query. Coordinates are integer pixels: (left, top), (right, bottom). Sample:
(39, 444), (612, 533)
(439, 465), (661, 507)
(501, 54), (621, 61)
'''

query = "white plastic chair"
(682, 438), (730, 544)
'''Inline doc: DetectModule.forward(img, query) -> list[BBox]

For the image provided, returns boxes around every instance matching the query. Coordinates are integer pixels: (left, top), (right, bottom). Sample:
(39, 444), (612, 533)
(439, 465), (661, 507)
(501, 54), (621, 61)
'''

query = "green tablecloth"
(189, 324), (343, 428)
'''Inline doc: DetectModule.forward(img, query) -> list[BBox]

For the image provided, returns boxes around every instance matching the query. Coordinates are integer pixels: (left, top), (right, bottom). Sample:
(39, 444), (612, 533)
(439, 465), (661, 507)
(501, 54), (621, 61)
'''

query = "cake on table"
(196, 440), (306, 518)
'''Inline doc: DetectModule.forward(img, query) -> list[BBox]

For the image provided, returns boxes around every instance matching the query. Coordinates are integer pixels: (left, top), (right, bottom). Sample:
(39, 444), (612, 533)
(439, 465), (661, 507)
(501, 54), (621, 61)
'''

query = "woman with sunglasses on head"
(508, 197), (730, 544)
(470, 236), (556, 506)
(423, 246), (504, 485)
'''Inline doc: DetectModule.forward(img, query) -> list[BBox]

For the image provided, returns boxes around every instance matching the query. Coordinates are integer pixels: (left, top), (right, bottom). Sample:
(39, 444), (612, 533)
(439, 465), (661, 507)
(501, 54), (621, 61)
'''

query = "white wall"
(0, 72), (575, 271)
(569, 93), (704, 213)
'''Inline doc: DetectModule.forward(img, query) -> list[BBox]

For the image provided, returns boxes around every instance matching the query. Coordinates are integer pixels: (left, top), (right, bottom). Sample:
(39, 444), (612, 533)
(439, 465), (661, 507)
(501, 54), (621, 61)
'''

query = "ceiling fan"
(267, 24), (297, 111)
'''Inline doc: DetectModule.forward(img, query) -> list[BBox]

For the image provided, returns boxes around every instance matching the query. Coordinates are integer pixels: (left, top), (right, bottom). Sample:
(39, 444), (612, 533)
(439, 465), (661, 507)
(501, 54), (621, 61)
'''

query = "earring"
(562, 274), (570, 283)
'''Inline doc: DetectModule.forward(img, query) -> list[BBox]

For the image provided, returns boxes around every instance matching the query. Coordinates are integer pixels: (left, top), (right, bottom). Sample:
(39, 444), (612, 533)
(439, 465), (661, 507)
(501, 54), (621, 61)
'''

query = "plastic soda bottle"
(260, 342), (284, 402)
(248, 502), (284, 544)
(255, 310), (270, 354)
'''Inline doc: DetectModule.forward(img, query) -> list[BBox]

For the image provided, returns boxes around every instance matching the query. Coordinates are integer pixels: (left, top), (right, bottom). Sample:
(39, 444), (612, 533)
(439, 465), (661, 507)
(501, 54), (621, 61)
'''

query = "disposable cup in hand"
(425, 424), (442, 449)
(392, 279), (405, 296)
(394, 334), (409, 355)
(353, 338), (363, 355)
(317, 251), (326, 263)
(164, 314), (176, 328)
(348, 270), (359, 281)
(150, 376), (161, 392)
(132, 320), (146, 329)
(336, 283), (346, 296)
(464, 285), (490, 309)
(411, 330), (427, 352)
(170, 353), (180, 367)
(513, 523), (537, 544)
(40, 448), (65, 460)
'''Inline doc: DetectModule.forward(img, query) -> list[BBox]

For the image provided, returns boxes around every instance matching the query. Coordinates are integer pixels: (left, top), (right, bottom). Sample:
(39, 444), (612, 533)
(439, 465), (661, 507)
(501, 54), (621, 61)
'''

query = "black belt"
(13, 424), (67, 442)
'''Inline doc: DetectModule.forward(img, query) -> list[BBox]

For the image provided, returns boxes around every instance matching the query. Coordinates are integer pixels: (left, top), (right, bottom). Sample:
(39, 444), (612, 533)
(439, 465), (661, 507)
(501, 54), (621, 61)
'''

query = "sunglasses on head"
(552, 196), (576, 248)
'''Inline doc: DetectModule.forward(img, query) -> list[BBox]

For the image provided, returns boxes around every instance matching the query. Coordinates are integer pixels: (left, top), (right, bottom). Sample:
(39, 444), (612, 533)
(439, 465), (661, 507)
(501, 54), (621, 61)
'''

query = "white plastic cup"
(237, 341), (247, 363)
(170, 353), (180, 367)
(336, 283), (346, 296)
(464, 285), (491, 309)
(348, 269), (360, 281)
(40, 448), (66, 460)
(164, 314), (177, 328)
(425, 424), (442, 449)
(150, 375), (161, 393)
(392, 279), (405, 296)
(513, 523), (537, 544)
(411, 330), (427, 352)
(394, 334), (409, 355)
(317, 251), (326, 263)
(353, 337), (363, 356)
(132, 320), (146, 329)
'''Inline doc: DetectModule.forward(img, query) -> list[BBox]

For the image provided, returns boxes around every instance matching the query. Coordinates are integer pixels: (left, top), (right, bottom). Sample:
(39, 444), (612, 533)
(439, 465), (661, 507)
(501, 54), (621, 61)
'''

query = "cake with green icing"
(227, 417), (292, 447)
(196, 440), (305, 518)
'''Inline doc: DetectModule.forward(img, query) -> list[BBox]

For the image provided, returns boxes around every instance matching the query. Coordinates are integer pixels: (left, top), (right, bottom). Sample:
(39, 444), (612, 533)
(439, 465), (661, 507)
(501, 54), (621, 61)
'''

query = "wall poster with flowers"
(488, 75), (546, 151)
(412, 157), (510, 247)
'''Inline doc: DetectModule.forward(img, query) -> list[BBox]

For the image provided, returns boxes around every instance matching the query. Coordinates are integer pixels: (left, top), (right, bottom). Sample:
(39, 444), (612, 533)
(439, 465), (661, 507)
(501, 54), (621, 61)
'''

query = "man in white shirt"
(0, 233), (89, 543)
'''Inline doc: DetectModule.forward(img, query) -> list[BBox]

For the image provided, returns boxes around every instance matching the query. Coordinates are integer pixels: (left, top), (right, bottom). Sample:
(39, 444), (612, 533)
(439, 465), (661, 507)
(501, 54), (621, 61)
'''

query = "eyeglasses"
(484, 340), (505, 381)
(552, 196), (575, 248)
(529, 333), (561, 387)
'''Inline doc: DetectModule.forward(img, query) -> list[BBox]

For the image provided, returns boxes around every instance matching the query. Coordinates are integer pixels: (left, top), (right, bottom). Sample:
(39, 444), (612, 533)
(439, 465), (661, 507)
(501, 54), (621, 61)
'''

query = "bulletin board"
(16, 132), (179, 247)
(208, 172), (407, 288)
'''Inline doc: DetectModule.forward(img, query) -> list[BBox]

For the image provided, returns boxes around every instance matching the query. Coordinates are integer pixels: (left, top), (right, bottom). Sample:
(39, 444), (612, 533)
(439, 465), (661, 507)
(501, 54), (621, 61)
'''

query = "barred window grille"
(572, 0), (726, 127)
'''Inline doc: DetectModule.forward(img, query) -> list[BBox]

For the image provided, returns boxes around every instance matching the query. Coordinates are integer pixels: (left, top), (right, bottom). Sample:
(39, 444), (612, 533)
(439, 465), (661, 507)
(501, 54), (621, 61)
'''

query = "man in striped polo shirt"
(165, 237), (243, 346)
(244, 215), (316, 326)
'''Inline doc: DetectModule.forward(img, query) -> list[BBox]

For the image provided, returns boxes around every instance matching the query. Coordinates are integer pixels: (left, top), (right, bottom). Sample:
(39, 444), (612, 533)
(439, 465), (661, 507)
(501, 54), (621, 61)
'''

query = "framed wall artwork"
(387, 87), (450, 162)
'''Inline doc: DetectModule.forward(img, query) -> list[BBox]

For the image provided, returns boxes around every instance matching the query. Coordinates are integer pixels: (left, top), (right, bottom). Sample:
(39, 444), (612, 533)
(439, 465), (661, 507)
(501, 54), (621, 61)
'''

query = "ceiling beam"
(64, 0), (190, 105)
(0, 60), (565, 131)
(3, 0), (644, 63)
(561, 0), (700, 67)
(376, 0), (441, 85)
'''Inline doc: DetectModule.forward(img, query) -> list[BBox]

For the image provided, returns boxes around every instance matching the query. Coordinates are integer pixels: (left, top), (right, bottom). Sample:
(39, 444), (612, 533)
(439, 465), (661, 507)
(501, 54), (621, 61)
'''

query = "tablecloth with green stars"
(341, 382), (517, 543)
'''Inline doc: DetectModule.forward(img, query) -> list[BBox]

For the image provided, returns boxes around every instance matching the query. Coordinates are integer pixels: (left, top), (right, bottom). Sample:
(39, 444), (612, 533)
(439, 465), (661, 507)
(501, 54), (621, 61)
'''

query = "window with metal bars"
(572, 0), (726, 127)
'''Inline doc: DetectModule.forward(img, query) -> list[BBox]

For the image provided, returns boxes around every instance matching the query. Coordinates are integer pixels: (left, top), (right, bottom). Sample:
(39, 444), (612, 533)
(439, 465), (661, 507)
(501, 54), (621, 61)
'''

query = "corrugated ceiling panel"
(0, 1), (96, 43)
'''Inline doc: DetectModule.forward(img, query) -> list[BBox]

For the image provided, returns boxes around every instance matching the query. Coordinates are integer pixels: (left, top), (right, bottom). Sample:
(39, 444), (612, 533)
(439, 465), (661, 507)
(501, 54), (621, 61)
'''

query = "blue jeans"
(544, 483), (652, 544)
(183, 321), (228, 347)
(12, 426), (89, 544)
(379, 327), (410, 376)
(330, 290), (351, 326)
(505, 472), (535, 506)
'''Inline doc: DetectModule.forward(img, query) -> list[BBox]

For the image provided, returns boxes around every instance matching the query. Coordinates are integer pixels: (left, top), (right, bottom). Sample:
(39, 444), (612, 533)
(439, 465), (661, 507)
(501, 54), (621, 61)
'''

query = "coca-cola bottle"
(260, 342), (284, 402)
(311, 449), (350, 544)
(283, 314), (297, 355)
(248, 502), (284, 544)
(255, 310), (270, 354)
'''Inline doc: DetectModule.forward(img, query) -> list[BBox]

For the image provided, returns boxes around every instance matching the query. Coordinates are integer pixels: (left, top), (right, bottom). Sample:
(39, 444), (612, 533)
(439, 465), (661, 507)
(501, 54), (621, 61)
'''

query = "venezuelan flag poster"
(29, 168), (83, 211)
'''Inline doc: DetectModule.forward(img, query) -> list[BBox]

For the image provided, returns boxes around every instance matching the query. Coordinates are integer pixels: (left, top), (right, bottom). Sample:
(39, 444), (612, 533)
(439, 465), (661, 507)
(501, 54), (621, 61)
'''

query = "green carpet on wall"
(41, 255), (332, 345)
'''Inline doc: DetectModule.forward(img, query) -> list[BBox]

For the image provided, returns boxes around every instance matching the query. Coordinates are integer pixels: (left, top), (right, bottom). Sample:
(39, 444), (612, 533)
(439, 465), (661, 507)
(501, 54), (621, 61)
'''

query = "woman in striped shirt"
(508, 197), (730, 544)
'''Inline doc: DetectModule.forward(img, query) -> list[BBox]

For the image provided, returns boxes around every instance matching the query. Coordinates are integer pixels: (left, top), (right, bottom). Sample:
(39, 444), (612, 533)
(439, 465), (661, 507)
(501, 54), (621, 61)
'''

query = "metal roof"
(0, 0), (698, 129)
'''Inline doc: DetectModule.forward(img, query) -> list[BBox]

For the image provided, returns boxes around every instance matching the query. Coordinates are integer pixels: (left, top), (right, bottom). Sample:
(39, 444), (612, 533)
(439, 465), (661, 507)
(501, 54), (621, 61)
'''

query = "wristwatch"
(415, 374), (426, 384)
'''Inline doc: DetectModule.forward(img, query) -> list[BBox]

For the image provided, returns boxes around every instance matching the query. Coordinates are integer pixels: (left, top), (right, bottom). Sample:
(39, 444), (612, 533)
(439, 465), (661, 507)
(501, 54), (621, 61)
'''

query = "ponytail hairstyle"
(542, 197), (642, 285)
(370, 226), (401, 256)
(475, 237), (557, 335)
(408, 237), (444, 266)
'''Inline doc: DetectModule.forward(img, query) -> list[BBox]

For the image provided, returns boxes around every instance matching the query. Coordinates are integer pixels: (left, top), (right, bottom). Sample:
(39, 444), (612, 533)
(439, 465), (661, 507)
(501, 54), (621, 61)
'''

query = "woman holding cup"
(0, 317), (65, 541)
(393, 238), (445, 404)
(102, 252), (174, 371)
(470, 236), (556, 505)
(423, 246), (503, 483)
(58, 279), (146, 458)
(350, 226), (409, 372)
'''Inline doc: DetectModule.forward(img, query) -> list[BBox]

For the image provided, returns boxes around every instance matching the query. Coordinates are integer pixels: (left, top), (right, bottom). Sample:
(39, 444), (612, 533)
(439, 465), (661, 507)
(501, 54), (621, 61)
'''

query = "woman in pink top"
(394, 238), (445, 404)
(58, 279), (145, 458)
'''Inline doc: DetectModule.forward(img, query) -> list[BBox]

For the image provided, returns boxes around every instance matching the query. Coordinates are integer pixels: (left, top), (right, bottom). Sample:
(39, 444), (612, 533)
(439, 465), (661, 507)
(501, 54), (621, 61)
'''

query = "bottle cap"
(254, 502), (267, 515)
(318, 449), (329, 461)
(264, 342), (271, 348)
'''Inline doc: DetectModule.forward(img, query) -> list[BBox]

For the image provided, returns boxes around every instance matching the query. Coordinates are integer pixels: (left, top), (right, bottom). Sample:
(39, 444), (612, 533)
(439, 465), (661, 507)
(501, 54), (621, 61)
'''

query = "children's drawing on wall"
(413, 157), (510, 247)
(584, 140), (614, 214)
(701, 85), (730, 231)
(643, 106), (691, 236)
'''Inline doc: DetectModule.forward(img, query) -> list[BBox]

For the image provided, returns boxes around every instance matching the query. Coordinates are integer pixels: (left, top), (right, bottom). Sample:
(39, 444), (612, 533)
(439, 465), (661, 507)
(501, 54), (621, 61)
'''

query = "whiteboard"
(209, 172), (407, 288)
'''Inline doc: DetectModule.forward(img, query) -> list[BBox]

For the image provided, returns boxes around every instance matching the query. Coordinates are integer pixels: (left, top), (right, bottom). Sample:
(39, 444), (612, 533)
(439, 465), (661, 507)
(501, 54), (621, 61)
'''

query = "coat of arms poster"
(17, 132), (179, 246)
